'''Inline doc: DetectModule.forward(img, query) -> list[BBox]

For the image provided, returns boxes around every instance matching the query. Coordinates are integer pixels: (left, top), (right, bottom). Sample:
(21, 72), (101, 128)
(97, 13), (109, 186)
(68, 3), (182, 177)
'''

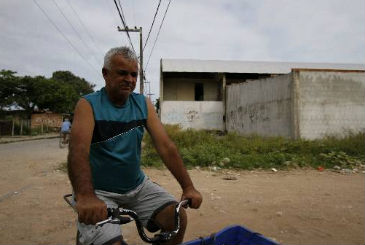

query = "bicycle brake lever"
(96, 217), (113, 227)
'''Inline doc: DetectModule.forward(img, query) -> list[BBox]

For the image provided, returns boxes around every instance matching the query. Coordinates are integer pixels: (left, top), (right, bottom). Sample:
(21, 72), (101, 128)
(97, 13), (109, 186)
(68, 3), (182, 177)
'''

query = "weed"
(141, 125), (365, 170)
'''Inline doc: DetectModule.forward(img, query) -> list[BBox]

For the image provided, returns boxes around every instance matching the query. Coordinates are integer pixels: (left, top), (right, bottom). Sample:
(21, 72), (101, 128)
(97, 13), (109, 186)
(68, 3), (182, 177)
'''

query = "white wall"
(161, 101), (224, 130)
(298, 71), (365, 139)
(226, 74), (293, 137)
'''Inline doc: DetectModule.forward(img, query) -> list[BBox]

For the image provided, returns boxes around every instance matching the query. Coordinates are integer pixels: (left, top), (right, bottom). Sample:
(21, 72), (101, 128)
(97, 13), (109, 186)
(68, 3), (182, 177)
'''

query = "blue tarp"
(183, 225), (279, 245)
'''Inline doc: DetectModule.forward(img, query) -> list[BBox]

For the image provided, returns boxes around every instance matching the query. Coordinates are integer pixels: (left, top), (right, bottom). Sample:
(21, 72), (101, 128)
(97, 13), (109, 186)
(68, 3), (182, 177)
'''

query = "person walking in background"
(60, 117), (71, 144)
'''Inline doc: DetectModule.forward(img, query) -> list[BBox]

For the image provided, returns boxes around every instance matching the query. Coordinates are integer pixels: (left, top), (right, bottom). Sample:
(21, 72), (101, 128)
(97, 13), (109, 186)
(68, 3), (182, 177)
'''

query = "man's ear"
(102, 68), (108, 77)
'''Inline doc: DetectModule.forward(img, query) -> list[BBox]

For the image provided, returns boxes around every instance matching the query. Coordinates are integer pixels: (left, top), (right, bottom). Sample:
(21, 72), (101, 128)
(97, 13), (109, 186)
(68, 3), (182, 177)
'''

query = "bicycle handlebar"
(96, 199), (191, 243)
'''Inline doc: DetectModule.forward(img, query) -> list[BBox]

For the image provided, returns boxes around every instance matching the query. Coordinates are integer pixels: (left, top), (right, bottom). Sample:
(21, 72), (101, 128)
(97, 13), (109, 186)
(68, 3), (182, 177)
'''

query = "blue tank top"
(83, 88), (147, 194)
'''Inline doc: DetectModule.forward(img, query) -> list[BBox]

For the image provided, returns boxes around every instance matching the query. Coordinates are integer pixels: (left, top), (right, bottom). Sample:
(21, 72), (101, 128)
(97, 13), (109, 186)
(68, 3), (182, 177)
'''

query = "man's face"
(103, 54), (138, 100)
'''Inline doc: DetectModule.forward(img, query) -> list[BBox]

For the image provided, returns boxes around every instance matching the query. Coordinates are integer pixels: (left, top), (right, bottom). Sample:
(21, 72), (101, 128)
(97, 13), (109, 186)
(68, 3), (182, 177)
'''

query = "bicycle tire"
(59, 133), (67, 148)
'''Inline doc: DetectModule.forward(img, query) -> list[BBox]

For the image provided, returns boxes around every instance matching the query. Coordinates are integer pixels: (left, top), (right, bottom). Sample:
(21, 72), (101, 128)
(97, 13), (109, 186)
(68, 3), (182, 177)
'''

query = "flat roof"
(161, 59), (365, 74)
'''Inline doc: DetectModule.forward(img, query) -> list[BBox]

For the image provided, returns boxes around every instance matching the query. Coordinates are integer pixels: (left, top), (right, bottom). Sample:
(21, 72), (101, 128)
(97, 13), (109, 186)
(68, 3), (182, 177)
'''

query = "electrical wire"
(113, 0), (137, 55)
(32, 0), (100, 77)
(143, 0), (161, 51)
(117, 0), (127, 27)
(52, 0), (100, 65)
(64, 0), (105, 56)
(144, 0), (173, 73)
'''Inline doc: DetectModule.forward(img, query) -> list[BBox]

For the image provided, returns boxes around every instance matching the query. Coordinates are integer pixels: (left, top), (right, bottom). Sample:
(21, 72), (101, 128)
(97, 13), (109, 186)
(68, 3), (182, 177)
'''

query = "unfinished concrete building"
(159, 59), (365, 139)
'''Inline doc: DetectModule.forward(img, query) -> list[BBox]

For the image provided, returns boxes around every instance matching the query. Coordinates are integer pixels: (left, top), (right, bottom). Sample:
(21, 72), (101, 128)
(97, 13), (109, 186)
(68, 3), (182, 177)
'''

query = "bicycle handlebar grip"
(180, 199), (192, 208)
(118, 216), (133, 224)
(186, 198), (192, 207)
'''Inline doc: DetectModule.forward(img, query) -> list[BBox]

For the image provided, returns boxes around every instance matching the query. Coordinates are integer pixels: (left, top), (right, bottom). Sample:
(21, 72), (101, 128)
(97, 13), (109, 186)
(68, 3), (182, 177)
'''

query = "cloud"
(0, 0), (364, 100)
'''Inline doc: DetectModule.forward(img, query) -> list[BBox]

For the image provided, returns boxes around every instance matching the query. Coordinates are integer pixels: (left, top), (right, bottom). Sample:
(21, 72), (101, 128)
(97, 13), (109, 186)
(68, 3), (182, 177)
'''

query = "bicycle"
(64, 194), (189, 245)
(59, 131), (70, 148)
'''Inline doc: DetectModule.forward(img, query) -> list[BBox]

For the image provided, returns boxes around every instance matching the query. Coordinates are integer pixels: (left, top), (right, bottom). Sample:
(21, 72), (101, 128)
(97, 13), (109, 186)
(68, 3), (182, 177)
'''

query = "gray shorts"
(77, 176), (177, 245)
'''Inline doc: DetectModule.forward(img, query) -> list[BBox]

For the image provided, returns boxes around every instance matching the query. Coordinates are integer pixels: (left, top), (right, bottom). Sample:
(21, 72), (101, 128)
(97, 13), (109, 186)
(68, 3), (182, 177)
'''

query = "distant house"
(1, 102), (25, 112)
(159, 59), (365, 139)
(0, 103), (65, 135)
(31, 112), (63, 130)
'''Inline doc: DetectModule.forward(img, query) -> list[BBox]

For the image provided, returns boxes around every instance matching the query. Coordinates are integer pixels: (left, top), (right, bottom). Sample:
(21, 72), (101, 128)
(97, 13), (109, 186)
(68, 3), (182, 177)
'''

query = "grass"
(141, 125), (365, 170)
(58, 125), (364, 172)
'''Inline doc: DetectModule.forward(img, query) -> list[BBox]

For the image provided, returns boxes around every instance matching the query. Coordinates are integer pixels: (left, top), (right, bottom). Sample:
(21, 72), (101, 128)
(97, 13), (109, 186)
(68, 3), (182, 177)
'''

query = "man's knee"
(153, 203), (187, 232)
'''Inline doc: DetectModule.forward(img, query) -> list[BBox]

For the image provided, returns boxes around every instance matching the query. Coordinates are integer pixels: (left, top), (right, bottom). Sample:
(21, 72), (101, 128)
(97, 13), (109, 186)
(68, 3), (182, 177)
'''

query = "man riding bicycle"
(67, 46), (203, 245)
(60, 118), (71, 144)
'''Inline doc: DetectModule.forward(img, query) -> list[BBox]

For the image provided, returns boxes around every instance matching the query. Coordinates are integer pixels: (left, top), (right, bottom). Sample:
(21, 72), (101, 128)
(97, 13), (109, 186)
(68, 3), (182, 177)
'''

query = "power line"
(144, 0), (173, 73)
(52, 0), (100, 65)
(113, 0), (137, 55)
(117, 0), (127, 27)
(143, 0), (161, 51)
(32, 0), (100, 77)
(107, 0), (123, 29)
(64, 0), (105, 56)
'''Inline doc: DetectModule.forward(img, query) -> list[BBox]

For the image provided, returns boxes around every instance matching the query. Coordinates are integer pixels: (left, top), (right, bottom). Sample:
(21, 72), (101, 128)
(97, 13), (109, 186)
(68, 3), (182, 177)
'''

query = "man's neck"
(105, 88), (128, 107)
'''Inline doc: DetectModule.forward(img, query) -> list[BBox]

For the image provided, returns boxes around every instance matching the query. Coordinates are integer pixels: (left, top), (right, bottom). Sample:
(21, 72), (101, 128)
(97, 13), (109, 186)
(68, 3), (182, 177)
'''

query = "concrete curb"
(0, 135), (60, 144)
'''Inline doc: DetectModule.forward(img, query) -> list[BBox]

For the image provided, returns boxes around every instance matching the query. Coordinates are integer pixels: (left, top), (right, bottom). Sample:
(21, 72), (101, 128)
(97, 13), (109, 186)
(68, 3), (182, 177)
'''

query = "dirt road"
(0, 138), (364, 244)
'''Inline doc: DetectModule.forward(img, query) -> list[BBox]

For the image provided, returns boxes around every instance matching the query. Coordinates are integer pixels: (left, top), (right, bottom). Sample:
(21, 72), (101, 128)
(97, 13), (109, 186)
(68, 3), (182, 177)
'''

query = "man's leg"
(74, 191), (123, 245)
(65, 132), (70, 144)
(152, 203), (187, 245)
(62, 132), (67, 143)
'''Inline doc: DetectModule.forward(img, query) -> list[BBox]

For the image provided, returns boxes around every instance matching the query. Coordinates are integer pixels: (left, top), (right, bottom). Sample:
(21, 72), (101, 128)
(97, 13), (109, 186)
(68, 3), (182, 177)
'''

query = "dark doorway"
(195, 83), (204, 101)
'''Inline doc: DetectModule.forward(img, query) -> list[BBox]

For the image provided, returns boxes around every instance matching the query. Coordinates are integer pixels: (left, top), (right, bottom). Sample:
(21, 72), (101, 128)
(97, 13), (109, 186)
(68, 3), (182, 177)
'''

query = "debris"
(341, 168), (353, 174)
(333, 165), (341, 170)
(317, 166), (324, 171)
(210, 193), (222, 200)
(210, 166), (221, 172)
(271, 168), (278, 172)
(222, 175), (237, 180)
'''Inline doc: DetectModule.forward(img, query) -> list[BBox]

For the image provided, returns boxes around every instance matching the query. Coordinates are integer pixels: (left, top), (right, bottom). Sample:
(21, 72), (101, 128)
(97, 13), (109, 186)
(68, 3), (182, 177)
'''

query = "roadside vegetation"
(141, 125), (365, 171)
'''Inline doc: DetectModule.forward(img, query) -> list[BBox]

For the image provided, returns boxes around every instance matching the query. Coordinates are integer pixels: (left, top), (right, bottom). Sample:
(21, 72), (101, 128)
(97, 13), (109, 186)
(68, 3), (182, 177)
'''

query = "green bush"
(140, 125), (365, 170)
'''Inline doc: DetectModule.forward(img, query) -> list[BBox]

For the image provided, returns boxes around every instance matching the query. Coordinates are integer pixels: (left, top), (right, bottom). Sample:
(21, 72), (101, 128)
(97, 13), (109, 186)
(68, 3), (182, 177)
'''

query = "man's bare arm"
(68, 98), (107, 224)
(145, 98), (202, 208)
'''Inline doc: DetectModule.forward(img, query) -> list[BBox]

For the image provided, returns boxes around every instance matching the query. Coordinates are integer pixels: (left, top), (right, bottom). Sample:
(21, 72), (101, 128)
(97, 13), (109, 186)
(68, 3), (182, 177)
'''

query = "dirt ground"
(0, 138), (364, 245)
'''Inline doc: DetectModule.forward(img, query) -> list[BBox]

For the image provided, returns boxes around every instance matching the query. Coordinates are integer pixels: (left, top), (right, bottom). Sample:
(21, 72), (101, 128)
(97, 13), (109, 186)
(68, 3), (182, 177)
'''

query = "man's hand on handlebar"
(75, 194), (107, 225)
(95, 200), (190, 243)
(181, 186), (202, 209)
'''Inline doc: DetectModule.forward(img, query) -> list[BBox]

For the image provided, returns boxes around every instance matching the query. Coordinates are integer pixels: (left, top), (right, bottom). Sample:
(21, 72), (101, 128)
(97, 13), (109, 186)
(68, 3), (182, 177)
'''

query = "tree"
(1, 69), (95, 117)
(32, 77), (79, 113)
(0, 69), (19, 108)
(52, 71), (95, 96)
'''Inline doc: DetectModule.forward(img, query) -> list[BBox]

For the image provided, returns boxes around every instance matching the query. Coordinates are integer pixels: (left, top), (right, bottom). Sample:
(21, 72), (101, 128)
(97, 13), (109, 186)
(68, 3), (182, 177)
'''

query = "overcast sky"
(1, 0), (364, 101)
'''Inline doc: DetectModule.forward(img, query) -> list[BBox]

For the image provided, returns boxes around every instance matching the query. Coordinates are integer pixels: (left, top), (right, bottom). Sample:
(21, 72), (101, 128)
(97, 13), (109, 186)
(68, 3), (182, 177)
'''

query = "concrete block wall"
(226, 74), (293, 137)
(297, 70), (365, 139)
(226, 70), (365, 139)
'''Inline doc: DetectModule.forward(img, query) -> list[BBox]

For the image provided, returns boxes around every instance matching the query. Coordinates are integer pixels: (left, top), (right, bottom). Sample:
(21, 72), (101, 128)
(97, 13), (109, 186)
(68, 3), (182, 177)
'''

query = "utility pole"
(118, 26), (144, 95)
